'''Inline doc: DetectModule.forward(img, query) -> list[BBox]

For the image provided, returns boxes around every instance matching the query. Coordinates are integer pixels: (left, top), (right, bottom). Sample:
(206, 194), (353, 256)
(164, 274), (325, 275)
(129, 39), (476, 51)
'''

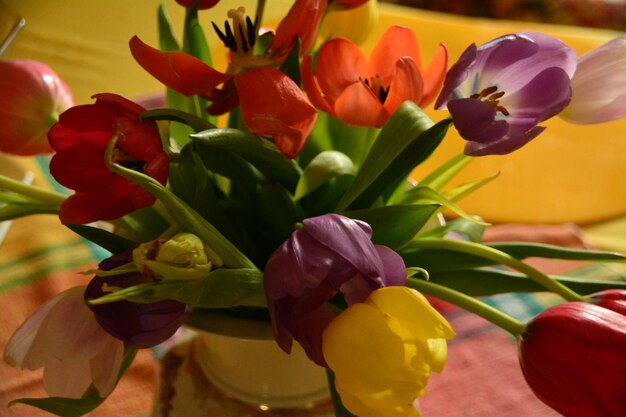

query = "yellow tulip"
(323, 286), (455, 417)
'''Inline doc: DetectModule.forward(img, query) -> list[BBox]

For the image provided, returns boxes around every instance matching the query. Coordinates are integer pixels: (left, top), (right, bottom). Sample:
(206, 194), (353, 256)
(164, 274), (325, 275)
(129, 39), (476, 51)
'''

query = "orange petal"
(334, 81), (386, 127)
(235, 68), (318, 158)
(301, 55), (335, 115)
(129, 36), (229, 97)
(419, 43), (448, 107)
(383, 57), (424, 116)
(369, 26), (422, 80)
(272, 0), (328, 56)
(315, 38), (368, 103)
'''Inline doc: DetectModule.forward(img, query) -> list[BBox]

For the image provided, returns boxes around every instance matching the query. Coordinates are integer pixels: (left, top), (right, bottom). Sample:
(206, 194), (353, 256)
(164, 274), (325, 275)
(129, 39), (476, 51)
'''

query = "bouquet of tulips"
(1, 0), (626, 416)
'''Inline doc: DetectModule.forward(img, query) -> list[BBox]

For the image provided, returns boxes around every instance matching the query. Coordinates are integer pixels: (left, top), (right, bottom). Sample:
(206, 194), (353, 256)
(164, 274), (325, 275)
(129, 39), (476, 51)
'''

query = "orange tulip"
(302, 25), (447, 127)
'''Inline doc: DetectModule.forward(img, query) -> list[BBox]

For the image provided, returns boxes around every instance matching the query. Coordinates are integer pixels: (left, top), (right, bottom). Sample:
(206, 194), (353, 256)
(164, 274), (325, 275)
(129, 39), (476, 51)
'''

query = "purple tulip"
(85, 251), (188, 349)
(436, 32), (577, 156)
(263, 214), (406, 366)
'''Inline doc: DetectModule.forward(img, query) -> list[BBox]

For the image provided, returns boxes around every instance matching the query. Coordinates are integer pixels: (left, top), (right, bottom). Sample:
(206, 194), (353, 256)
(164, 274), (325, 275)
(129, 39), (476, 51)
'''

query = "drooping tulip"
(85, 251), (188, 349)
(263, 213), (407, 366)
(518, 302), (626, 416)
(0, 59), (74, 155)
(435, 32), (577, 156)
(559, 35), (626, 124)
(129, 0), (326, 158)
(48, 93), (169, 224)
(3, 286), (124, 399)
(302, 25), (447, 127)
(323, 286), (455, 417)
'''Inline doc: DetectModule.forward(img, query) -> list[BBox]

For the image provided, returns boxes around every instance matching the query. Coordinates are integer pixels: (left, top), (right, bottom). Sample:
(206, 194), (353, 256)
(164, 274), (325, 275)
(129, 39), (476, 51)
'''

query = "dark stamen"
(223, 21), (237, 52)
(471, 85), (509, 116)
(246, 16), (256, 46)
(379, 86), (390, 103)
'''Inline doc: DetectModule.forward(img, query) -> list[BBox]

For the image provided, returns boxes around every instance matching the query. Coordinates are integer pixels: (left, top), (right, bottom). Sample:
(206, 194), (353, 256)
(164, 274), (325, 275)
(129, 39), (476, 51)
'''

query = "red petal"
(272, 0), (328, 56)
(129, 36), (229, 97)
(315, 38), (367, 103)
(301, 56), (335, 115)
(235, 68), (317, 158)
(334, 81), (386, 127)
(383, 57), (424, 117)
(369, 26), (422, 79)
(420, 43), (448, 107)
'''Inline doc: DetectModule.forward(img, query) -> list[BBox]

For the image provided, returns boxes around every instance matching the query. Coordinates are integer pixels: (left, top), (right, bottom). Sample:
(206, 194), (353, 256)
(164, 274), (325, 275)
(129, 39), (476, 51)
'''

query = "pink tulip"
(3, 286), (124, 399)
(0, 59), (73, 155)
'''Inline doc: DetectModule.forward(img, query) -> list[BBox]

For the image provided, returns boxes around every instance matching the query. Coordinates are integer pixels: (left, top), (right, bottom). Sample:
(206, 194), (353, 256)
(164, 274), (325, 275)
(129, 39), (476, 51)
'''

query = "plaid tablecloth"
(1, 156), (624, 417)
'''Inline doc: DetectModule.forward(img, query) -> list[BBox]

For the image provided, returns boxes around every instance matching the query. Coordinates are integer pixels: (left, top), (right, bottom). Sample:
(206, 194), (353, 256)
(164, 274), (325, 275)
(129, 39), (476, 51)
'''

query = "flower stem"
(0, 174), (65, 205)
(408, 238), (584, 302)
(255, 0), (266, 30)
(326, 369), (357, 417)
(407, 277), (525, 336)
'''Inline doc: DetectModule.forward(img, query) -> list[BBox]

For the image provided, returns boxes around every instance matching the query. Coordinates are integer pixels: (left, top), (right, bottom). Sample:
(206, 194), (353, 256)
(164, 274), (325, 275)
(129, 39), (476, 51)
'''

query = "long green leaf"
(344, 204), (440, 249)
(443, 172), (499, 202)
(395, 185), (486, 224)
(141, 108), (216, 132)
(64, 224), (137, 254)
(158, 3), (180, 52)
(418, 152), (471, 190)
(429, 268), (626, 296)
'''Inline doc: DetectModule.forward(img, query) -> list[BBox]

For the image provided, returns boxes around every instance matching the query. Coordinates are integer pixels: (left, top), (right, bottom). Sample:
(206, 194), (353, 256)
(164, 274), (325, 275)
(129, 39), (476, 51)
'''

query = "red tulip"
(588, 289), (626, 316)
(48, 93), (169, 224)
(129, 0), (326, 159)
(302, 25), (447, 127)
(518, 302), (626, 416)
(175, 0), (219, 9)
(0, 59), (73, 155)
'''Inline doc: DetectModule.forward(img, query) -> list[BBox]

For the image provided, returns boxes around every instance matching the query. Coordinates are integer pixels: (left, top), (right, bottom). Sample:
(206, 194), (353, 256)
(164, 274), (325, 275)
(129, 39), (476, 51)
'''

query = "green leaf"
(336, 102), (434, 210)
(344, 204), (440, 249)
(191, 128), (302, 191)
(64, 224), (137, 254)
(418, 217), (485, 242)
(295, 151), (354, 200)
(182, 6), (211, 65)
(140, 108), (216, 132)
(418, 152), (471, 191)
(395, 185), (487, 224)
(401, 241), (626, 273)
(326, 116), (377, 169)
(443, 172), (499, 202)
(9, 350), (137, 417)
(429, 268), (626, 296)
(158, 2), (180, 52)
(0, 203), (59, 221)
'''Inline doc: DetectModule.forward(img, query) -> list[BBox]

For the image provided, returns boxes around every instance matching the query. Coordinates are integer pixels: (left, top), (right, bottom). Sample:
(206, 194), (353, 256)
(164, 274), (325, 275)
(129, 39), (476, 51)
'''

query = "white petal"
(43, 358), (92, 399)
(4, 288), (76, 369)
(90, 334), (124, 397)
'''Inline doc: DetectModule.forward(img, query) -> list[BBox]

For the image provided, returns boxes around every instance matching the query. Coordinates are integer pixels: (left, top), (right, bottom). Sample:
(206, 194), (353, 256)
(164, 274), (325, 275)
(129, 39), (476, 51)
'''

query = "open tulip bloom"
(2, 1), (626, 417)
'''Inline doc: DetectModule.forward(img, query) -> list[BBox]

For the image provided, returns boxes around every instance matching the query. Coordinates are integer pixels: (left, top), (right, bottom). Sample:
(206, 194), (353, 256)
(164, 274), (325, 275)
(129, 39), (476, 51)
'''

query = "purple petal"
(503, 67), (572, 123)
(448, 98), (509, 144)
(375, 245), (407, 287)
(436, 44), (477, 109)
(466, 125), (545, 156)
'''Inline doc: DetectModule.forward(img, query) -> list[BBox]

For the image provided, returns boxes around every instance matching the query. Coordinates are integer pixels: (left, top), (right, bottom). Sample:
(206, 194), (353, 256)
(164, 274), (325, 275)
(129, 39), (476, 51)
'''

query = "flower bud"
(132, 232), (214, 280)
(518, 302), (626, 417)
(587, 289), (626, 316)
(0, 59), (73, 155)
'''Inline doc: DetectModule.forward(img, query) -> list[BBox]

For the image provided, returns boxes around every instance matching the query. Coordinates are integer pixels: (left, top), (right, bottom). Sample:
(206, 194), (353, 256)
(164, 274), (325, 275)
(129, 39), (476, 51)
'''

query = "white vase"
(151, 311), (333, 417)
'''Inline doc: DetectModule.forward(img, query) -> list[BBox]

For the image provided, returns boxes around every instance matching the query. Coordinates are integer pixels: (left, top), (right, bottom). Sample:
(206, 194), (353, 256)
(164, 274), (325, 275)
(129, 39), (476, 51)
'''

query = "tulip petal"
(420, 43), (448, 107)
(129, 36), (228, 97)
(447, 98), (509, 144)
(301, 55), (335, 115)
(369, 25), (422, 77)
(383, 57), (424, 118)
(315, 38), (368, 102)
(335, 81), (386, 127)
(272, 0), (328, 56)
(43, 359), (93, 399)
(90, 332), (125, 397)
(235, 68), (317, 158)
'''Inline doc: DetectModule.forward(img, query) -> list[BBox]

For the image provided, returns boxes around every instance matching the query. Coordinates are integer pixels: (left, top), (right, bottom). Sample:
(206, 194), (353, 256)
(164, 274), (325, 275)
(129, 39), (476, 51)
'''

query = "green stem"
(326, 369), (357, 417)
(409, 238), (584, 302)
(0, 174), (65, 205)
(407, 277), (525, 337)
(255, 0), (267, 30)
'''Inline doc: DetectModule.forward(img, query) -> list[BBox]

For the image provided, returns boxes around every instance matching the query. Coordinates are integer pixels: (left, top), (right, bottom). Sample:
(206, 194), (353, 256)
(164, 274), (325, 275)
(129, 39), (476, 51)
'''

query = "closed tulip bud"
(0, 59), (73, 155)
(518, 302), (626, 417)
(587, 289), (626, 316)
